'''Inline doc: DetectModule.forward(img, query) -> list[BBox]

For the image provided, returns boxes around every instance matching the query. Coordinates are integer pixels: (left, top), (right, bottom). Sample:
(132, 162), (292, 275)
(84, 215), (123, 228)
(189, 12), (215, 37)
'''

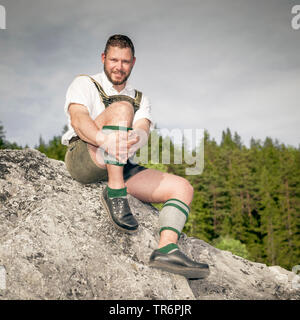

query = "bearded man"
(61, 34), (209, 279)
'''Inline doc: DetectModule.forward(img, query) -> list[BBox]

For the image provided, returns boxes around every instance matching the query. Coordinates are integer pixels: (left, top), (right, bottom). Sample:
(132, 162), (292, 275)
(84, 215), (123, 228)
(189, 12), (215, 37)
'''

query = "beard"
(104, 64), (132, 86)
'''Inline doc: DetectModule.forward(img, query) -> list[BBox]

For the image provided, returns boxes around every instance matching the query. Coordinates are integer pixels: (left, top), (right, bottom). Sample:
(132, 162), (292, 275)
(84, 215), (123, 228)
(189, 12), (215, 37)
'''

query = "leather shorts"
(64, 138), (148, 184)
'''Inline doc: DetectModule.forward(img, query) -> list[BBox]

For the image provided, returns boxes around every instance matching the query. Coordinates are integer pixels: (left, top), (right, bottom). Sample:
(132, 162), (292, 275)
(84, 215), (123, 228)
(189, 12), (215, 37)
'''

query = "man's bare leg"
(85, 100), (140, 233)
(88, 112), (192, 246)
(87, 101), (134, 189)
(125, 168), (209, 278)
(125, 168), (194, 246)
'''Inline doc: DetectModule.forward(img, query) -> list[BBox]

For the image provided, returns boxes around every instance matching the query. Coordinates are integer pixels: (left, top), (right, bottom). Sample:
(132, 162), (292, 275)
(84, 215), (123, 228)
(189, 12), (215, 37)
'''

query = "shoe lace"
(112, 197), (126, 213)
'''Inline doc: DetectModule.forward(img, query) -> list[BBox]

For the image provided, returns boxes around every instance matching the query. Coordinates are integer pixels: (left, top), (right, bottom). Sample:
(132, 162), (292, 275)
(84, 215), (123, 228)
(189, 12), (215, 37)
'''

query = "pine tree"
(0, 121), (23, 149)
(0, 121), (5, 149)
(35, 126), (67, 161)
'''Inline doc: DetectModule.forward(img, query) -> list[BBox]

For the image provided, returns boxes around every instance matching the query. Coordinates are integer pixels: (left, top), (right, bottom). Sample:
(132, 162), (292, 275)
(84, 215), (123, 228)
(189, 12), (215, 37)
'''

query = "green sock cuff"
(107, 186), (127, 198)
(164, 198), (190, 212)
(157, 243), (179, 254)
(102, 125), (133, 131)
(159, 227), (181, 240)
(104, 159), (126, 166)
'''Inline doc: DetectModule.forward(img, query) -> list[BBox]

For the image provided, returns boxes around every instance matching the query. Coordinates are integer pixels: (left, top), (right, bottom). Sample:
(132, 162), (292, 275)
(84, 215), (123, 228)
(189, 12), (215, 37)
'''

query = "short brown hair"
(104, 34), (135, 56)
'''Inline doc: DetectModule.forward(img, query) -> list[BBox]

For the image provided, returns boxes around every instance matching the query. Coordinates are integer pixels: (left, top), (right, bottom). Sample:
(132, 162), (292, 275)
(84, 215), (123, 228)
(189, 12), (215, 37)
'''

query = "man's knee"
(95, 101), (134, 128)
(169, 176), (194, 204)
(181, 178), (194, 198)
(108, 101), (134, 118)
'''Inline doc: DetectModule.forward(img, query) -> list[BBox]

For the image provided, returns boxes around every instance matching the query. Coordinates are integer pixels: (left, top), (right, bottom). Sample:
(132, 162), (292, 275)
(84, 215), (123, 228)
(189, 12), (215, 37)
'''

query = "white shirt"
(61, 72), (154, 145)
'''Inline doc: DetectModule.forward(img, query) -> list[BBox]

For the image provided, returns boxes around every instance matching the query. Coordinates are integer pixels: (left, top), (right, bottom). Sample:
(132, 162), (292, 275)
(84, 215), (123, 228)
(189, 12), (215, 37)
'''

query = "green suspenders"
(77, 74), (142, 113)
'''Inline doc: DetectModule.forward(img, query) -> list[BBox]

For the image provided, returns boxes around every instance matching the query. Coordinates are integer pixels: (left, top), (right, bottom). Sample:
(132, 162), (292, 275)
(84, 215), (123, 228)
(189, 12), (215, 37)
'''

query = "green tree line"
(0, 121), (23, 150)
(1, 121), (299, 270)
(182, 129), (300, 270)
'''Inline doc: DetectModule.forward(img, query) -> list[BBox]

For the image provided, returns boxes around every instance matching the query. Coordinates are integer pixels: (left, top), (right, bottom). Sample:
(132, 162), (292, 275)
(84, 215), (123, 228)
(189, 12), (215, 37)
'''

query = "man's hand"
(127, 128), (149, 158)
(99, 130), (139, 163)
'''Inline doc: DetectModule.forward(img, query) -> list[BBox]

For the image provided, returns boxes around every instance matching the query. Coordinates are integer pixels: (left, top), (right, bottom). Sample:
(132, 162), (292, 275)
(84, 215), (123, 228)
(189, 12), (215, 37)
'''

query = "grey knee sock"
(101, 125), (132, 166)
(159, 198), (190, 239)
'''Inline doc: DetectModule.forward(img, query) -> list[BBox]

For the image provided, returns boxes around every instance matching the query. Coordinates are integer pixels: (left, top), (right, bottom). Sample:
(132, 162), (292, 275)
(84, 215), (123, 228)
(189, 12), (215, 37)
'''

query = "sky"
(0, 0), (300, 148)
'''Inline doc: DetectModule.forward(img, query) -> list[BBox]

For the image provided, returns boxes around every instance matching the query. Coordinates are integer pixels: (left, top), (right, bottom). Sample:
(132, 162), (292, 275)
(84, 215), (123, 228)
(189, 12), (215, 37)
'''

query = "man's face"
(102, 46), (136, 86)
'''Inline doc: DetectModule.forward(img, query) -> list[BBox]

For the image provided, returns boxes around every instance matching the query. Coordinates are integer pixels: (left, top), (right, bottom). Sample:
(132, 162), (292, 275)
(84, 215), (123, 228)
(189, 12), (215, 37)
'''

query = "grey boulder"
(0, 149), (299, 300)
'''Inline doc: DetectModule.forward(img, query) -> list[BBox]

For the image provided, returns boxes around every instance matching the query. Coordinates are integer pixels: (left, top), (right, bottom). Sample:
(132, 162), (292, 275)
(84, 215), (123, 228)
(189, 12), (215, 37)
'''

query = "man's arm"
(132, 118), (151, 136)
(68, 103), (106, 147)
(69, 103), (139, 161)
(129, 118), (151, 157)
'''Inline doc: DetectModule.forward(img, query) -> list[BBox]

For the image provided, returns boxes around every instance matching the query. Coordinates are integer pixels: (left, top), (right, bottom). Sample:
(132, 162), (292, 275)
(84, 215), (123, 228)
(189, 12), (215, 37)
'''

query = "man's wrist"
(95, 130), (107, 149)
(132, 128), (149, 145)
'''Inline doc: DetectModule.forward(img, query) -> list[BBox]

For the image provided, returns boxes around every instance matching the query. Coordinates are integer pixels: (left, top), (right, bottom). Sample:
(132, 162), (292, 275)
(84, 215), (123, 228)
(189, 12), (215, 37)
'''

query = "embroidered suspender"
(77, 74), (142, 113)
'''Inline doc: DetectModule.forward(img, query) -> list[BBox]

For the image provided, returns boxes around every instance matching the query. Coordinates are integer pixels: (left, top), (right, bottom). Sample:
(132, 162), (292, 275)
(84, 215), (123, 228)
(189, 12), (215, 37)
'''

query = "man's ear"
(132, 56), (136, 67)
(101, 53), (106, 64)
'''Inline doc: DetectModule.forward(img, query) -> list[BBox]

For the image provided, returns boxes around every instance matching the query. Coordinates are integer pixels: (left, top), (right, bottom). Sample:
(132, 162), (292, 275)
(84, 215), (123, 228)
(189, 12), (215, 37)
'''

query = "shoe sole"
(100, 193), (138, 234)
(149, 260), (210, 279)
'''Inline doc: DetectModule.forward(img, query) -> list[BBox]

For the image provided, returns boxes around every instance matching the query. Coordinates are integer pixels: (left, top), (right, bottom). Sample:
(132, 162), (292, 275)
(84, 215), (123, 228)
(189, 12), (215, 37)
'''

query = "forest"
(1, 121), (299, 271)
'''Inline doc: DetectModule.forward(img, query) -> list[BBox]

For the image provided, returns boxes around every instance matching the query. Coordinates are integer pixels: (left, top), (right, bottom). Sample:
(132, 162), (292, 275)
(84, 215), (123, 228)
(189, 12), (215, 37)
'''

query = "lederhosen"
(81, 74), (143, 113)
(69, 74), (142, 143)
(67, 74), (148, 182)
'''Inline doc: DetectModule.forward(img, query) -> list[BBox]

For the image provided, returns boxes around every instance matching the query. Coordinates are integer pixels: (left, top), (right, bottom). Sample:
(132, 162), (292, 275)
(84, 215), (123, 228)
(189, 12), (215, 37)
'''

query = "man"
(62, 34), (209, 279)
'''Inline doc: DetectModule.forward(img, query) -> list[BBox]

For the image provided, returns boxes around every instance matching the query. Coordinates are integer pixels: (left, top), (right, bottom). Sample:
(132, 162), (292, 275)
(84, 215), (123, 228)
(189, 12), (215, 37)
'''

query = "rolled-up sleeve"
(64, 76), (93, 116)
(133, 94), (155, 131)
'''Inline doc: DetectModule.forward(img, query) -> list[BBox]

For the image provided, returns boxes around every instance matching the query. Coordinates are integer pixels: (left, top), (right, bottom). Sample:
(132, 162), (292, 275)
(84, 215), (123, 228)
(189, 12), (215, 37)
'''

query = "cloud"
(0, 0), (299, 148)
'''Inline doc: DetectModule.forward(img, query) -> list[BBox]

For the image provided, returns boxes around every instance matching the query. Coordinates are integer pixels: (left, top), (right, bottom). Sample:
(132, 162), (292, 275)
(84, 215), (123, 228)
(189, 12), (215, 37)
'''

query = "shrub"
(212, 235), (250, 259)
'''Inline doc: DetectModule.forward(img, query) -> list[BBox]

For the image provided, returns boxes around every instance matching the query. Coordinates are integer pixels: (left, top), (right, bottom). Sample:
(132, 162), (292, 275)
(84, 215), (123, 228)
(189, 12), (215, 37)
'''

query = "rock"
(0, 148), (299, 300)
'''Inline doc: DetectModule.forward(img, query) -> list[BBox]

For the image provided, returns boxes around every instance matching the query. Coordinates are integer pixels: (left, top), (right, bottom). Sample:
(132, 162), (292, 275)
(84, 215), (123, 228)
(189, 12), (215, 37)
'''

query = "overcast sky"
(0, 0), (299, 148)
